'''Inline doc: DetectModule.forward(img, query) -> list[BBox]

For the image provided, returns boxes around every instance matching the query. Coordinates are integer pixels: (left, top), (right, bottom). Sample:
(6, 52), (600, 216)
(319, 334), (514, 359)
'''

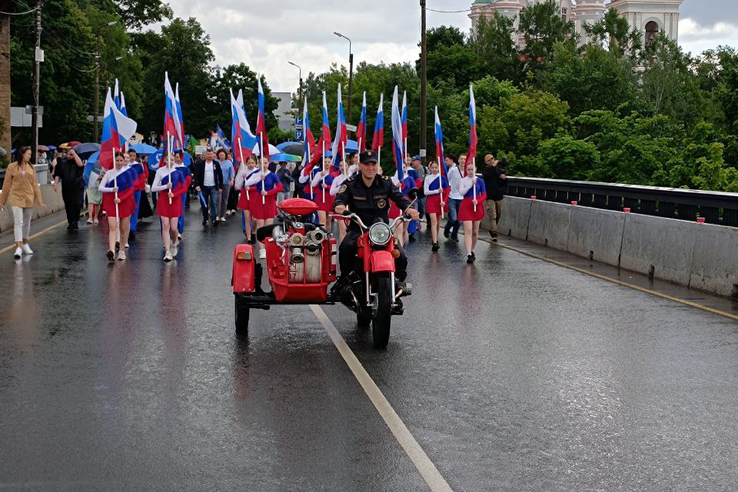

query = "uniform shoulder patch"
(382, 175), (390, 181)
(346, 176), (356, 183)
(338, 184), (348, 194)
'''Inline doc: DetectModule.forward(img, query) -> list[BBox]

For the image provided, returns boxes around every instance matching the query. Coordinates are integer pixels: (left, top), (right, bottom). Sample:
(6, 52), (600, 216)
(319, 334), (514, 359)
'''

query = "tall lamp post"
(287, 61), (302, 118)
(92, 20), (116, 142)
(333, 31), (353, 124)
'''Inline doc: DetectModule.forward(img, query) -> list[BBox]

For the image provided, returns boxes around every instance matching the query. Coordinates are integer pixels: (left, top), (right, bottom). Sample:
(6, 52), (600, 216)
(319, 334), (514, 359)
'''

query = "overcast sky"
(166, 0), (738, 93)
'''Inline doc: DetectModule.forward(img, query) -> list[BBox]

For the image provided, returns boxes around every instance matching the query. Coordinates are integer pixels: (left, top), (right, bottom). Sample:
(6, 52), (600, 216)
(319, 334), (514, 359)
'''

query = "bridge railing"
(506, 177), (738, 227)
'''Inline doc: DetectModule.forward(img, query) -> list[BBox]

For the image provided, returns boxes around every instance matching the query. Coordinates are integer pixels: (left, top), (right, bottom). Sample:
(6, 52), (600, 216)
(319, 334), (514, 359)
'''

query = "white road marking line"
(310, 305), (453, 492)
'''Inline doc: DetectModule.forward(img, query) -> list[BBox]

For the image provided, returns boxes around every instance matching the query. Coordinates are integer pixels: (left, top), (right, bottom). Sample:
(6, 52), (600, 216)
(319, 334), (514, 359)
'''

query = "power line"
(0, 5), (38, 15)
(427, 7), (471, 14)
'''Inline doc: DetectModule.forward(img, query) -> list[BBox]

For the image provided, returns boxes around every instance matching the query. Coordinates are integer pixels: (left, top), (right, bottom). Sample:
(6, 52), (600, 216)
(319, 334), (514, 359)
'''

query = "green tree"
(584, 8), (642, 60)
(544, 42), (636, 115)
(518, 0), (576, 68)
(540, 135), (600, 180)
(422, 26), (479, 90)
(470, 14), (522, 84)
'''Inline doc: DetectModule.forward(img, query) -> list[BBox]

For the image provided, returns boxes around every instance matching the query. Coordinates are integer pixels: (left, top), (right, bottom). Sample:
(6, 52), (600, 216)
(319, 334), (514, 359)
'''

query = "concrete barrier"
(689, 223), (738, 297)
(0, 185), (67, 235)
(497, 196), (531, 240)
(527, 200), (571, 250)
(566, 206), (625, 267)
(485, 196), (738, 298)
(619, 213), (697, 286)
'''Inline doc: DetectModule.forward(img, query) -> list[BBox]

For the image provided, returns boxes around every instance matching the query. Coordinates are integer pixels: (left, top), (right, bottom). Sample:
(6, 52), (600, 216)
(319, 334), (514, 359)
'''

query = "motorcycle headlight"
(368, 222), (391, 246)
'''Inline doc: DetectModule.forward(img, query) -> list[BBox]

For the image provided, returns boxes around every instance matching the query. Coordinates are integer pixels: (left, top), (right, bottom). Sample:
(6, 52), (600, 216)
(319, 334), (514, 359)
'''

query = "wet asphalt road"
(1, 206), (738, 491)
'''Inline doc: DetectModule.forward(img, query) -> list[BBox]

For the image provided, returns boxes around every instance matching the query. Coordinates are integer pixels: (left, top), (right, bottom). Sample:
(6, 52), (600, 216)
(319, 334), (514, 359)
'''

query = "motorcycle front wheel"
(372, 272), (393, 349)
(235, 296), (250, 335)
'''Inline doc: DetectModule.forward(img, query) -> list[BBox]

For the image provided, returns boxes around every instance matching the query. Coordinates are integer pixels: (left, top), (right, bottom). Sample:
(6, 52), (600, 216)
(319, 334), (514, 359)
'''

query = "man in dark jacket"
(192, 150), (223, 226)
(52, 147), (84, 229)
(481, 154), (508, 241)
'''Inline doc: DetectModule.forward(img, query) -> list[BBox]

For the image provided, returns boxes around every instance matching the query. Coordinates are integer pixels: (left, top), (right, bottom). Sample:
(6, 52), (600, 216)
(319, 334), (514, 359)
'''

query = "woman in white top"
(423, 161), (450, 252)
(234, 155), (258, 243)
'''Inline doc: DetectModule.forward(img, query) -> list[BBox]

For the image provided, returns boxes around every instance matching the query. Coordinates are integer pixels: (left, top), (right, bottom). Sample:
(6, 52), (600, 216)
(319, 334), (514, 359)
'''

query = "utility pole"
(31, 0), (41, 165)
(419, 0), (428, 163)
(93, 35), (100, 141)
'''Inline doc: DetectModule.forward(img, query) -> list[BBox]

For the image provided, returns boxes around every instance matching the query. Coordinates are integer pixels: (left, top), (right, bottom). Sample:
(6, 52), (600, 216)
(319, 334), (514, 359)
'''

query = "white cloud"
(679, 18), (738, 55)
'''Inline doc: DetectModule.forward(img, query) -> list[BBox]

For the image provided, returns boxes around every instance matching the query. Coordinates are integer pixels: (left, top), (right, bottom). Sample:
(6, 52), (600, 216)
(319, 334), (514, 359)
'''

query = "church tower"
(609, 0), (683, 47)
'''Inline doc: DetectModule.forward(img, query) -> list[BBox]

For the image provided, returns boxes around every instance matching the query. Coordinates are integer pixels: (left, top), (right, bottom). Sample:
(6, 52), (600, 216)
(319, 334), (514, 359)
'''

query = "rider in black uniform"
(333, 150), (420, 284)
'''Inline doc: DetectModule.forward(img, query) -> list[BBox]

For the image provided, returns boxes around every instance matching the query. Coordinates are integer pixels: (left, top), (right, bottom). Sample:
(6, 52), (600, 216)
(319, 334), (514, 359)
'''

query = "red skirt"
(102, 192), (133, 218)
(237, 188), (251, 211)
(156, 193), (183, 218)
(458, 198), (485, 222)
(315, 189), (335, 213)
(426, 194), (444, 215)
(252, 194), (277, 220)
(389, 201), (401, 219)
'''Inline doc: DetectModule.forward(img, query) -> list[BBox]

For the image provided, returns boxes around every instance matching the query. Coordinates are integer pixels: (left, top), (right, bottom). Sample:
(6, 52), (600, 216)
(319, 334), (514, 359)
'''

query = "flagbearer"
(234, 155), (259, 243)
(458, 162), (486, 264)
(312, 154), (337, 229)
(246, 158), (283, 259)
(151, 161), (187, 261)
(174, 152), (191, 240)
(99, 154), (135, 262)
(424, 161), (450, 252)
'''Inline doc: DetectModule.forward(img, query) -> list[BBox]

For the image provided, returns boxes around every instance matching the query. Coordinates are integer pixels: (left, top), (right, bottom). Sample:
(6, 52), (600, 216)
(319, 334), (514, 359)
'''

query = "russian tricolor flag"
(391, 86), (404, 180)
(356, 92), (367, 153)
(175, 82), (185, 150)
(401, 90), (408, 155)
(331, 84), (348, 169)
(256, 77), (270, 161)
(100, 87), (137, 169)
(467, 84), (478, 174)
(164, 72), (183, 151)
(119, 92), (128, 117)
(319, 91), (332, 153)
(302, 98), (316, 163)
(114, 79), (121, 110)
(434, 106), (448, 177)
(230, 88), (257, 164)
(371, 93), (384, 152)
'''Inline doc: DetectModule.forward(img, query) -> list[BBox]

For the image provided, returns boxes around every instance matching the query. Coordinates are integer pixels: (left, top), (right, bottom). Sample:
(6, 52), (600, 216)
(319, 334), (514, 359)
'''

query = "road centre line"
(310, 305), (454, 492)
(485, 239), (738, 322)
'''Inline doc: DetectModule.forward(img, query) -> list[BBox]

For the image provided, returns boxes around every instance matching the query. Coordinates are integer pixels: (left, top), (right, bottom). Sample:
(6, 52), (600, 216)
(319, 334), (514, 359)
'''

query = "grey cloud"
(681, 0), (738, 26)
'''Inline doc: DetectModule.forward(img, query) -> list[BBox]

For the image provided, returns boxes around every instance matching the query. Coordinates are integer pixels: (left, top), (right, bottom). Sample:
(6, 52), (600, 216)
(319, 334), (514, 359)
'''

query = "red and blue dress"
(235, 166), (259, 212)
(389, 174), (417, 219)
(151, 166), (188, 218)
(98, 167), (136, 218)
(458, 176), (487, 222)
(245, 170), (283, 220)
(423, 174), (450, 215)
(311, 170), (339, 212)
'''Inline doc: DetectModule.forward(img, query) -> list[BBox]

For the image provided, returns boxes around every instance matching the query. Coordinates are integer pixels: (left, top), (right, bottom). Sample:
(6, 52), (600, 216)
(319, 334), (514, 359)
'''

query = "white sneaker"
(87, 218), (94, 224)
(21, 244), (33, 255)
(13, 247), (22, 259)
(172, 244), (178, 258)
(125, 243), (130, 249)
(177, 234), (183, 241)
(259, 248), (267, 259)
(117, 250), (127, 261)
(163, 250), (173, 262)
(93, 219), (99, 225)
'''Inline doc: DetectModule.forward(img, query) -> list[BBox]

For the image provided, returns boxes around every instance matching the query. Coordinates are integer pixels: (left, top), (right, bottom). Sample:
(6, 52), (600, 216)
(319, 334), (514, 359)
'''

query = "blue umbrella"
(270, 153), (301, 163)
(345, 139), (359, 152)
(130, 143), (158, 155)
(83, 151), (102, 186)
(47, 145), (57, 151)
(276, 141), (304, 156)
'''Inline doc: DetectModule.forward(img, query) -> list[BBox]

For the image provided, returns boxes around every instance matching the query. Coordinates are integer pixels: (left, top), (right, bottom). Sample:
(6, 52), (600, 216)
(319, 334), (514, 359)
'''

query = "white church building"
(470, 0), (683, 47)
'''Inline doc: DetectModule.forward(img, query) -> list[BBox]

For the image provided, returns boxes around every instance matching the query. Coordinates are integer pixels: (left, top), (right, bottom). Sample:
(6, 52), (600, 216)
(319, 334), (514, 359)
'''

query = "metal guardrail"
(507, 177), (738, 227)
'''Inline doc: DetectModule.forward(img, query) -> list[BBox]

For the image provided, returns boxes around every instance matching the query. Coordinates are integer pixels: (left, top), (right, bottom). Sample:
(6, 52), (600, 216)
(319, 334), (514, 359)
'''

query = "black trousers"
(61, 184), (83, 225)
(339, 230), (408, 282)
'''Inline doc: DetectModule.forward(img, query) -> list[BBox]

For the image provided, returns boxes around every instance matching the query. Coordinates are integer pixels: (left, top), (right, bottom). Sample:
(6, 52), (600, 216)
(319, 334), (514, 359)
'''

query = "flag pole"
(342, 142), (347, 177)
(113, 147), (120, 244)
(260, 131), (266, 205)
(167, 132), (173, 205)
(321, 140), (326, 202)
(438, 156), (444, 219)
(237, 137), (249, 201)
(377, 146), (381, 173)
(472, 157), (477, 213)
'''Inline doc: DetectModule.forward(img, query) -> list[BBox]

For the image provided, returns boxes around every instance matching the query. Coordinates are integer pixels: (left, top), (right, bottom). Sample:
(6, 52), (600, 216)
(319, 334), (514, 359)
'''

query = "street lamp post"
(333, 32), (353, 125)
(287, 61), (302, 118)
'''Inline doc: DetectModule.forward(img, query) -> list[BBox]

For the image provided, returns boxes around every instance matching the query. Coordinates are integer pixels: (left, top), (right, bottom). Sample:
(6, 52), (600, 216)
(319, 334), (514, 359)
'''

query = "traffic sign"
(294, 130), (304, 141)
